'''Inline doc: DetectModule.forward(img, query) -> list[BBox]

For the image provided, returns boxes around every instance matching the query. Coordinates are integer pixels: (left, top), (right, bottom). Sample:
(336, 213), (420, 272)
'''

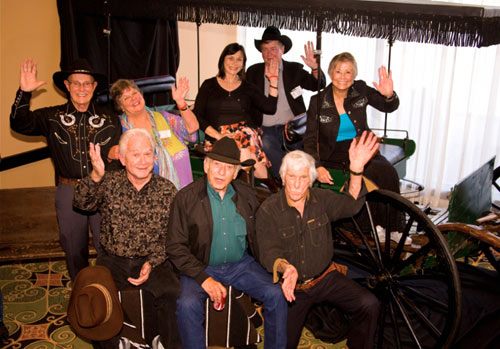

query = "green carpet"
(0, 259), (346, 348)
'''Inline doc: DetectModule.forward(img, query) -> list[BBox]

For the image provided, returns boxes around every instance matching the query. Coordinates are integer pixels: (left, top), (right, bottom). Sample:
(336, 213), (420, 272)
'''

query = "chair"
(435, 156), (500, 275)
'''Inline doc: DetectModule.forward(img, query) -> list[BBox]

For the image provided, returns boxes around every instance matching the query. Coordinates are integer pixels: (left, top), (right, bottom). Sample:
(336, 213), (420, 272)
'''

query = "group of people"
(10, 25), (401, 349)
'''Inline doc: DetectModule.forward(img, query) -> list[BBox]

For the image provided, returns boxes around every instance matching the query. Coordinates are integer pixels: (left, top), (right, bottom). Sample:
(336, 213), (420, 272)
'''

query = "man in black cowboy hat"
(247, 26), (326, 179)
(10, 58), (121, 281)
(166, 137), (288, 348)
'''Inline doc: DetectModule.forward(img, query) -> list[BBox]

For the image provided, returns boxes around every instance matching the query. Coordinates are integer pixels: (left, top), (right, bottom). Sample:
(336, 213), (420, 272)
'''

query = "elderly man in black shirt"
(256, 131), (380, 349)
(10, 58), (121, 281)
(73, 128), (181, 348)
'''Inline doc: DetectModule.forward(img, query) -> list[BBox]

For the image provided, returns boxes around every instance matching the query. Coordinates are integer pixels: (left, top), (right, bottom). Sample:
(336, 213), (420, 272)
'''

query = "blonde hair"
(328, 52), (358, 78)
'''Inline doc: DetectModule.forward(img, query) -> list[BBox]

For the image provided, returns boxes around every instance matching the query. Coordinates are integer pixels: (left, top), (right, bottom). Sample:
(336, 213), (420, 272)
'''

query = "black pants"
(95, 254), (181, 348)
(55, 183), (102, 281)
(287, 270), (379, 349)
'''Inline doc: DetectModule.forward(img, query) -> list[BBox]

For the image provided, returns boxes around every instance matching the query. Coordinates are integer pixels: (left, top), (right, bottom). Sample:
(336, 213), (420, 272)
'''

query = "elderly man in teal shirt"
(166, 137), (288, 348)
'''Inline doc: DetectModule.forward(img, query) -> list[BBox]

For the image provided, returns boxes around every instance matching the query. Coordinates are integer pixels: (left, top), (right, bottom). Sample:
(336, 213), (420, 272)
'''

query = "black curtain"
(56, 0), (179, 106)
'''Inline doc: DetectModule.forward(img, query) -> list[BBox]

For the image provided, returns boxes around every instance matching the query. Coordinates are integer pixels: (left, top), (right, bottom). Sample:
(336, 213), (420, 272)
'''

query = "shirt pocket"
(307, 213), (331, 247)
(278, 226), (297, 253)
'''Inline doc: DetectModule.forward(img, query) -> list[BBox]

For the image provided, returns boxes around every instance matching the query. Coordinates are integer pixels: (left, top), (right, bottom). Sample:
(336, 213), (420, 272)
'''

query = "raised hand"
(128, 262), (152, 286)
(265, 58), (279, 77)
(89, 142), (105, 182)
(171, 77), (189, 105)
(348, 131), (379, 172)
(300, 41), (318, 70)
(20, 58), (46, 92)
(372, 66), (394, 98)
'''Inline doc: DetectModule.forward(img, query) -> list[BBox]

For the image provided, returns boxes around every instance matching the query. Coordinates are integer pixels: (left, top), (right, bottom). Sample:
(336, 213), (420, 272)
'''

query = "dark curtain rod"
(76, 0), (500, 47)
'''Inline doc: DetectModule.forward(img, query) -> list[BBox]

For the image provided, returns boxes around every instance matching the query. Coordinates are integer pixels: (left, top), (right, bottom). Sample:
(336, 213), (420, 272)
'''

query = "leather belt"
(295, 262), (348, 291)
(58, 176), (81, 187)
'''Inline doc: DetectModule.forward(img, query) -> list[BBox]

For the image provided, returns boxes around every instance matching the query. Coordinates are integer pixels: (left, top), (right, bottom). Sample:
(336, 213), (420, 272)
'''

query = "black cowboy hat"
(254, 26), (292, 54)
(205, 137), (256, 167)
(53, 58), (107, 93)
(67, 265), (123, 341)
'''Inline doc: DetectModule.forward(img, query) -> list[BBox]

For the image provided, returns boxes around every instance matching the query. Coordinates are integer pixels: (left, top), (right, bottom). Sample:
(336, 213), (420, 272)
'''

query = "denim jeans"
(176, 254), (287, 348)
(261, 125), (303, 178)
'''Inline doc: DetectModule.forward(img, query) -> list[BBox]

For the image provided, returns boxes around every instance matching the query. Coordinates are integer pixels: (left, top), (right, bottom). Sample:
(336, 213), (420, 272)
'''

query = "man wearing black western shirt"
(10, 58), (121, 281)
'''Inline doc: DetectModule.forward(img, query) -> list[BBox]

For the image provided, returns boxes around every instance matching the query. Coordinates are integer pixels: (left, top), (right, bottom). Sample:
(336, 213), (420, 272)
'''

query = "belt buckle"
(301, 278), (314, 286)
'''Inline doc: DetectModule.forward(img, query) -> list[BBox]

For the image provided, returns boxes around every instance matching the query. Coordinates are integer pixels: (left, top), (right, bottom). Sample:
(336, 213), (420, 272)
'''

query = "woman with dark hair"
(192, 43), (279, 181)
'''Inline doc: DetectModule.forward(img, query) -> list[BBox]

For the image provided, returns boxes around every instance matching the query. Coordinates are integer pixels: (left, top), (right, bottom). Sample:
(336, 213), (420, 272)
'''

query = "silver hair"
(279, 150), (318, 186)
(119, 128), (155, 157)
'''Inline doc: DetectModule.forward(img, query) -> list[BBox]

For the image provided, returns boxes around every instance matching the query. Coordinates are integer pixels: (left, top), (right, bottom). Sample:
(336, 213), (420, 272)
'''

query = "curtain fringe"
(173, 4), (499, 47)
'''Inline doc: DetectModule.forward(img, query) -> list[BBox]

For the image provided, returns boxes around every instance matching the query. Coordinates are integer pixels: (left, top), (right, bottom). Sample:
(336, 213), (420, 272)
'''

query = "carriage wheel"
(333, 189), (462, 349)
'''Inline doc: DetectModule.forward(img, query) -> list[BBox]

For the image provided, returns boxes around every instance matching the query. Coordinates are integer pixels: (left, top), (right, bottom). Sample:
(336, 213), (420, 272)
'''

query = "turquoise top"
(207, 183), (247, 266)
(336, 113), (356, 141)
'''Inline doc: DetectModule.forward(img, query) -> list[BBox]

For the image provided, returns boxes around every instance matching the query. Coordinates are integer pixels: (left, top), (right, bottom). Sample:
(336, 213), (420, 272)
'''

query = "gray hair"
(279, 150), (318, 186)
(119, 128), (155, 157)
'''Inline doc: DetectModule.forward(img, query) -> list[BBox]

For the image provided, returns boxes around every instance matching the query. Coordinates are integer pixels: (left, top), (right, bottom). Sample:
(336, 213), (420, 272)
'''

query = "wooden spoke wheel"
(333, 189), (462, 349)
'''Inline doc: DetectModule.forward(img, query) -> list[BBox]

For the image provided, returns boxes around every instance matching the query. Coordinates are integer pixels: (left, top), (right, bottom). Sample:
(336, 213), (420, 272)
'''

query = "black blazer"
(246, 60), (326, 125)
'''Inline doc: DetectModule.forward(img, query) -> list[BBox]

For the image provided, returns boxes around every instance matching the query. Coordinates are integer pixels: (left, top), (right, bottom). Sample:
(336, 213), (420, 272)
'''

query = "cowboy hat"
(67, 265), (123, 341)
(205, 137), (256, 167)
(53, 58), (107, 94)
(254, 26), (292, 53)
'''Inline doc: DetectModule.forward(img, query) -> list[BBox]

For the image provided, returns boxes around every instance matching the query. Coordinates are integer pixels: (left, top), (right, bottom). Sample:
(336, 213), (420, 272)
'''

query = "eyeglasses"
(68, 81), (94, 89)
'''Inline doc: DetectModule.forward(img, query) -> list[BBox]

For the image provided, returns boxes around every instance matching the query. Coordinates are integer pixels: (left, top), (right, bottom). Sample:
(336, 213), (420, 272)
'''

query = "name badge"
(290, 86), (303, 99)
(159, 130), (172, 138)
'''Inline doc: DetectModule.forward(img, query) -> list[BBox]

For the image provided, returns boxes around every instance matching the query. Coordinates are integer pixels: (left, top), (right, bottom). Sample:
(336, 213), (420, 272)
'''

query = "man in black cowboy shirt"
(10, 58), (121, 281)
(246, 26), (326, 179)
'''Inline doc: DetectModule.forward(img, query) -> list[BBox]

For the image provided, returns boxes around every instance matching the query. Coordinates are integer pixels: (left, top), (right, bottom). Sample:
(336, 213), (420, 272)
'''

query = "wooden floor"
(0, 186), (96, 262)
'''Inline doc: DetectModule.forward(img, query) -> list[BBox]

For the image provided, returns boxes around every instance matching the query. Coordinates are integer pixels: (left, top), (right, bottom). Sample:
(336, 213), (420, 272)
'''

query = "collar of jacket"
(321, 82), (362, 106)
(277, 187), (319, 213)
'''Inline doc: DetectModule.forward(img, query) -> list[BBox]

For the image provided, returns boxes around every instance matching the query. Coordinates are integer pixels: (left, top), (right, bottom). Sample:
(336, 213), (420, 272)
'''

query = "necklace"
(220, 76), (239, 96)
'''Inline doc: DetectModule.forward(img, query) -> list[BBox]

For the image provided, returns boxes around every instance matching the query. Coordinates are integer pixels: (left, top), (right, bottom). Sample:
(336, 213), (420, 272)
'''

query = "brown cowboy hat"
(67, 265), (123, 341)
(53, 58), (107, 94)
(254, 26), (292, 53)
(205, 137), (256, 167)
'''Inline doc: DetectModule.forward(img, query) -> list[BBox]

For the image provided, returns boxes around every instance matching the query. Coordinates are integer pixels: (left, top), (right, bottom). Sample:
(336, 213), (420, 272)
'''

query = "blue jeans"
(176, 254), (287, 348)
(261, 125), (303, 178)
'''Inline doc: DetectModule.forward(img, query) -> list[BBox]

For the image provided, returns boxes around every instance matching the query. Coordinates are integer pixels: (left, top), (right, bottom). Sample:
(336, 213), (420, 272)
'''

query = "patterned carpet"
(0, 259), (346, 349)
